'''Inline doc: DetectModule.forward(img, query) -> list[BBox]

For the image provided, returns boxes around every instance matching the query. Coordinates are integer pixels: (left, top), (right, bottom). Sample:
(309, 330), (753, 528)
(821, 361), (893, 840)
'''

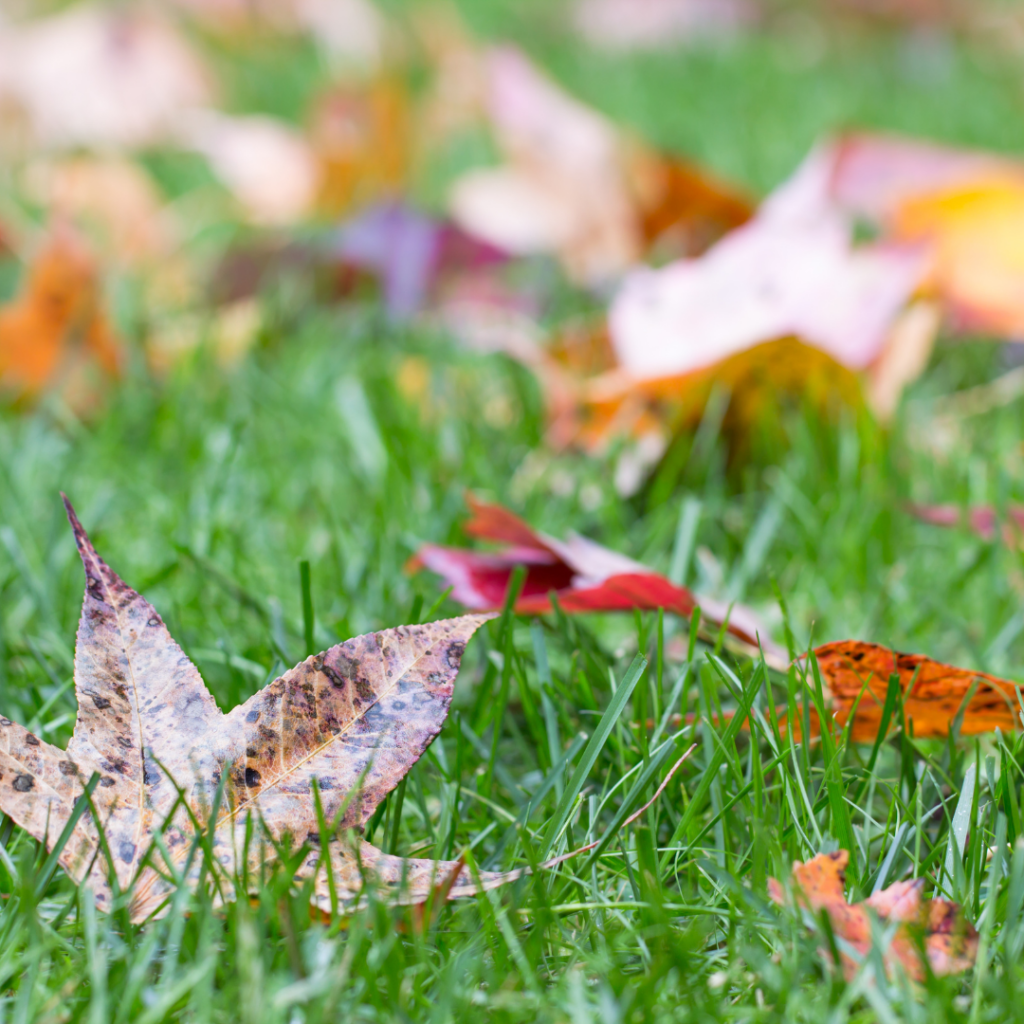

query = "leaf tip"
(60, 493), (98, 563)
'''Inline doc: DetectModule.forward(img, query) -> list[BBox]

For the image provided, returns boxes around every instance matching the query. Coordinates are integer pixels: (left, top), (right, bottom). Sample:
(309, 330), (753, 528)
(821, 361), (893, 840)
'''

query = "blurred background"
(2, 0), (1024, 712)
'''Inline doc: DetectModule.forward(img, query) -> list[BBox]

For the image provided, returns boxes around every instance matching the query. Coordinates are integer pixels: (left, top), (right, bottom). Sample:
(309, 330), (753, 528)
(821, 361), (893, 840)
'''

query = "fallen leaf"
(0, 7), (212, 150)
(572, 0), (757, 53)
(779, 133), (1024, 338)
(413, 493), (785, 661)
(769, 850), (978, 981)
(548, 145), (933, 455)
(311, 78), (410, 218)
(207, 201), (509, 323)
(607, 207), (926, 385)
(893, 175), (1024, 338)
(167, 0), (386, 64)
(292, 0), (387, 63)
(0, 225), (122, 410)
(627, 145), (754, 260)
(179, 111), (319, 226)
(865, 300), (940, 421)
(0, 496), (504, 922)
(808, 640), (1022, 741)
(448, 45), (750, 282)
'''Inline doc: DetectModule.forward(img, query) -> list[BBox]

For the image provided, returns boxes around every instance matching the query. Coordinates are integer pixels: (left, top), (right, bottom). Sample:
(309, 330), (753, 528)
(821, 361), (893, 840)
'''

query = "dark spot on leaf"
(0, 718), (10, 726)
(147, 616), (160, 627)
(99, 777), (116, 787)
(24, 734), (40, 746)
(244, 767), (261, 788)
(118, 841), (136, 864)
(116, 735), (132, 749)
(88, 692), (112, 710)
(317, 777), (335, 790)
(13, 775), (33, 792)
(245, 747), (257, 758)
(245, 708), (260, 723)
(445, 642), (466, 669)
(391, 700), (405, 711)
(306, 831), (320, 845)
(58, 761), (78, 776)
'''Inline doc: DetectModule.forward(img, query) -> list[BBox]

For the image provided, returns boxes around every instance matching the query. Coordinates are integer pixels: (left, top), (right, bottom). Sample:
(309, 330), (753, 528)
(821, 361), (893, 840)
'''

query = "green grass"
(3, 5), (1024, 1022)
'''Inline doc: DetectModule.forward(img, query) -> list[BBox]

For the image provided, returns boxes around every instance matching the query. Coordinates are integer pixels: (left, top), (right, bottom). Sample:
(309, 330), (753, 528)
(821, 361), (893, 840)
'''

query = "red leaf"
(415, 494), (783, 657)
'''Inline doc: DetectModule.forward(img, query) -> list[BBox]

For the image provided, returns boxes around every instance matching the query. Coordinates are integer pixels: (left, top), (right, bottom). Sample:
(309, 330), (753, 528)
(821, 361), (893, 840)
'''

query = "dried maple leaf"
(769, 851), (978, 981)
(808, 640), (1022, 742)
(413, 493), (785, 663)
(0, 497), (508, 922)
(0, 226), (122, 411)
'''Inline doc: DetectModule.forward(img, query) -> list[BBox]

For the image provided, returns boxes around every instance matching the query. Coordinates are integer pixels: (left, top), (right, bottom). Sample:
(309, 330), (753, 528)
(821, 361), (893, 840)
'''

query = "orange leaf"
(0, 226), (121, 411)
(811, 640), (1022, 742)
(311, 77), (410, 219)
(770, 851), (978, 981)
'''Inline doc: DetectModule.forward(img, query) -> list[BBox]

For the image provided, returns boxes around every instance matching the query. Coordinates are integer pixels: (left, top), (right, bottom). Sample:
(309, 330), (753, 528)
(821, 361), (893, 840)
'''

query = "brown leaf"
(0, 497), (495, 922)
(769, 850), (978, 981)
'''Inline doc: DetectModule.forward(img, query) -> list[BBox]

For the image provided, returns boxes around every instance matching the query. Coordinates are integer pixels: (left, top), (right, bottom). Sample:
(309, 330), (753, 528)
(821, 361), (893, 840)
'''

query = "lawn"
(2, 3), (1024, 1021)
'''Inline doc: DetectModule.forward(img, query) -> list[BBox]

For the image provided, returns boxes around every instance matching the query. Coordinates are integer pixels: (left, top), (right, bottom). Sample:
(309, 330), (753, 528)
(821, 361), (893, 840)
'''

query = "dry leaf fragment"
(0, 226), (121, 410)
(769, 850), (978, 980)
(0, 497), (500, 922)
(808, 640), (1023, 741)
(413, 493), (785, 660)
